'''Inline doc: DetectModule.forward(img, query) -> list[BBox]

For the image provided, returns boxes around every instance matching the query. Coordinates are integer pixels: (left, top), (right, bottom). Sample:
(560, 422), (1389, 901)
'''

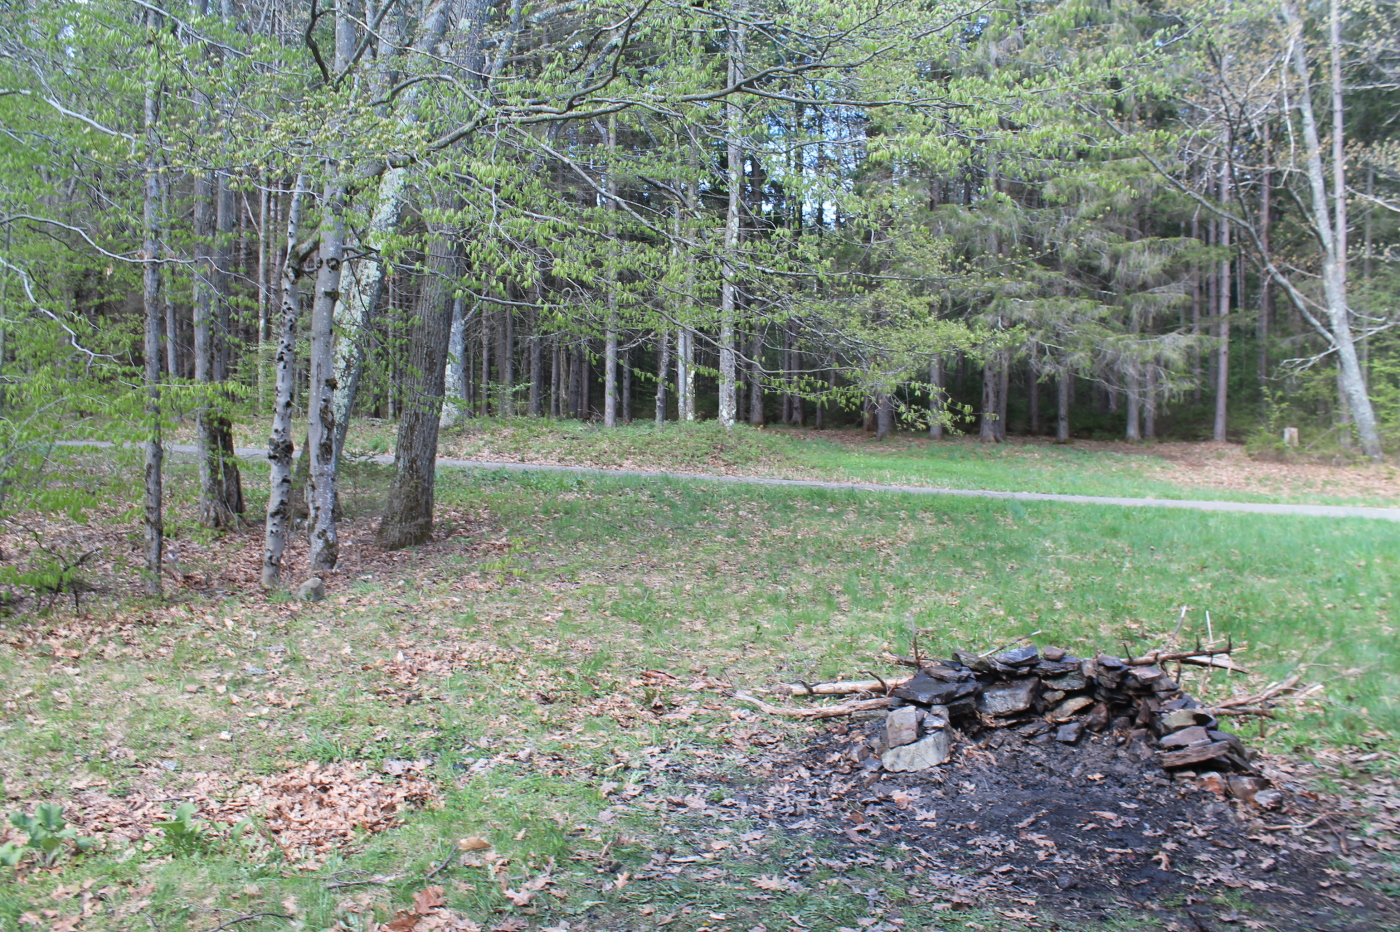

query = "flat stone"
(1042, 646), (1066, 661)
(1209, 729), (1247, 760)
(893, 672), (981, 707)
(977, 678), (1040, 716)
(1035, 659), (1083, 677)
(992, 645), (1039, 667)
(1044, 670), (1088, 691)
(1253, 789), (1283, 809)
(881, 730), (951, 772)
(1161, 708), (1214, 731)
(1055, 722), (1085, 744)
(293, 577), (326, 602)
(884, 706), (921, 749)
(952, 650), (992, 673)
(1159, 741), (1232, 769)
(1051, 695), (1094, 721)
(1159, 725), (1211, 749)
(923, 704), (950, 730)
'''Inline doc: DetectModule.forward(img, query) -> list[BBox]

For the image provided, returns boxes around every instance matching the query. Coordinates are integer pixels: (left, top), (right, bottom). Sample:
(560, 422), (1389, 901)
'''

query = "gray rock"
(923, 704), (950, 730)
(1051, 695), (1094, 721)
(893, 672), (980, 706)
(977, 678), (1040, 716)
(1044, 670), (1088, 691)
(881, 730), (951, 772)
(992, 645), (1039, 667)
(884, 706), (921, 749)
(1056, 722), (1085, 743)
(293, 577), (326, 602)
(1252, 789), (1284, 809)
(1161, 708), (1215, 731)
(1159, 725), (1211, 749)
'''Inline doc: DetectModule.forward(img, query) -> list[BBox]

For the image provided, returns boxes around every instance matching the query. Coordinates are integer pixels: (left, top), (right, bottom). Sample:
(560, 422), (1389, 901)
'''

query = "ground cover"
(0, 462), (1397, 931)
(282, 418), (1399, 508)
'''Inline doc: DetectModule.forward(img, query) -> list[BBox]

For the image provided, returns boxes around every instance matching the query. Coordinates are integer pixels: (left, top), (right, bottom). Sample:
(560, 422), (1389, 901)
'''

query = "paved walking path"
(61, 441), (1400, 522)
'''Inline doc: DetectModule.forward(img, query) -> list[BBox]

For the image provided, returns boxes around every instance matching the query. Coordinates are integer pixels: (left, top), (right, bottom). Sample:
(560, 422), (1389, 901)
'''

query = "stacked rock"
(868, 643), (1258, 777)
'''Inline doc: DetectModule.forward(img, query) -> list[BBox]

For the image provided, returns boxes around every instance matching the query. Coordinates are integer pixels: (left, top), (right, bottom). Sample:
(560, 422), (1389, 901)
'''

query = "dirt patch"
(643, 721), (1398, 931)
(1098, 440), (1400, 503)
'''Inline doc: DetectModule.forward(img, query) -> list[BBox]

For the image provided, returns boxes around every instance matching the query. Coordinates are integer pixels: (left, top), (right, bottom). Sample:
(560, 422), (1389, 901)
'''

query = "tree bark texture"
(261, 173), (307, 588)
(377, 234), (458, 550)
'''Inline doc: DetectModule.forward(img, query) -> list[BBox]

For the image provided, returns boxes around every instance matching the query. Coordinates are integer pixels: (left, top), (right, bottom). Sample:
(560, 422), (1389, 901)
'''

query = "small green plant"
(7, 803), (94, 866)
(153, 801), (207, 854)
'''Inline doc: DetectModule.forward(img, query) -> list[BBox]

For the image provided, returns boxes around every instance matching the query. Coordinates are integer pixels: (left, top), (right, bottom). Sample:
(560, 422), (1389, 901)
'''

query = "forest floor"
(222, 418), (1400, 508)
(1, 447), (1399, 932)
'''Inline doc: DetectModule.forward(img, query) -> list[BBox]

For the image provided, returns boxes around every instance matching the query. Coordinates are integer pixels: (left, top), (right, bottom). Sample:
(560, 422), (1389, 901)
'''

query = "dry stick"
(205, 913), (293, 932)
(425, 850), (460, 881)
(976, 630), (1044, 659)
(768, 674), (914, 697)
(733, 690), (893, 719)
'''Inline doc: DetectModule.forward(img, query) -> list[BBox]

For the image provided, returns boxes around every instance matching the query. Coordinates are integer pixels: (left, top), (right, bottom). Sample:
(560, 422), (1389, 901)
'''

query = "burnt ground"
(634, 713), (1400, 932)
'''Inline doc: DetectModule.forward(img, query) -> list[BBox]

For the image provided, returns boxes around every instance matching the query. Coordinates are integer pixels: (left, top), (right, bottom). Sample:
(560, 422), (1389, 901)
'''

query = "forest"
(0, 0), (1397, 592)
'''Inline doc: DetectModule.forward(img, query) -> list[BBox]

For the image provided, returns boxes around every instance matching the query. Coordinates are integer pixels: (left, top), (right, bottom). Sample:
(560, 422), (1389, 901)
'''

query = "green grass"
(1, 466), (1396, 930)
(435, 418), (1400, 507)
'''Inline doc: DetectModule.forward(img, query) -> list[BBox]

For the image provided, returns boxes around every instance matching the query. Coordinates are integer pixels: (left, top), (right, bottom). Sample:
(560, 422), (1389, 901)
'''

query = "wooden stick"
(768, 674), (914, 697)
(733, 690), (893, 719)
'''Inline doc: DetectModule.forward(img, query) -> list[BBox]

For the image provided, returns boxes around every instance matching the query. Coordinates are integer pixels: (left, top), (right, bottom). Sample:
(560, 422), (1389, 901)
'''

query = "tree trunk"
(141, 61), (164, 597)
(498, 303), (514, 416)
(655, 329), (670, 423)
(261, 174), (308, 588)
(1027, 362), (1040, 435)
(528, 288), (542, 416)
(980, 357), (1000, 442)
(1144, 368), (1157, 440)
(1055, 370), (1070, 443)
(441, 297), (467, 428)
(748, 327), (764, 425)
(717, 5), (745, 428)
(996, 352), (1009, 440)
(305, 179), (345, 574)
(677, 328), (695, 421)
(480, 304), (492, 416)
(876, 393), (893, 440)
(1281, 0), (1381, 457)
(1213, 161), (1230, 443)
(377, 233), (457, 550)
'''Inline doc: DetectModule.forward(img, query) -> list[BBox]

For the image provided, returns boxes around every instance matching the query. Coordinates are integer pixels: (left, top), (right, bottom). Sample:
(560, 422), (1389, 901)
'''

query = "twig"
(733, 690), (892, 719)
(768, 674), (913, 697)
(204, 913), (293, 932)
(976, 630), (1043, 660)
(425, 851), (460, 881)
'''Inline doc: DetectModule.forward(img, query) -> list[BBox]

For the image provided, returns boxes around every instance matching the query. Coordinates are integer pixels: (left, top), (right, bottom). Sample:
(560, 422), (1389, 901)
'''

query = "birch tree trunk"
(1280, 0), (1381, 457)
(261, 174), (307, 589)
(717, 5), (746, 428)
(307, 178), (345, 574)
(442, 297), (466, 428)
(655, 329), (670, 423)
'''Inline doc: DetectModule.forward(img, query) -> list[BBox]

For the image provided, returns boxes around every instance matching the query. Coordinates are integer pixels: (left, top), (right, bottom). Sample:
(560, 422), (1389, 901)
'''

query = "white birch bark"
(1281, 0), (1382, 458)
(718, 5), (746, 428)
(261, 174), (308, 588)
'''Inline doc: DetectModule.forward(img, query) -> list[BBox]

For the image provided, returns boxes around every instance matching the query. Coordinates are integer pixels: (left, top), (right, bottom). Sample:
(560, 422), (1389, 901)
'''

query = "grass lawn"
(0, 458), (1397, 931)
(301, 417), (1400, 508)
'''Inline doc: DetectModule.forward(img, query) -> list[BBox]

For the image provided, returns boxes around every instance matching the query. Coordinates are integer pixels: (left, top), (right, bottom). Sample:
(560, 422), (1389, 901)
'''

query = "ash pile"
(841, 643), (1276, 799)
